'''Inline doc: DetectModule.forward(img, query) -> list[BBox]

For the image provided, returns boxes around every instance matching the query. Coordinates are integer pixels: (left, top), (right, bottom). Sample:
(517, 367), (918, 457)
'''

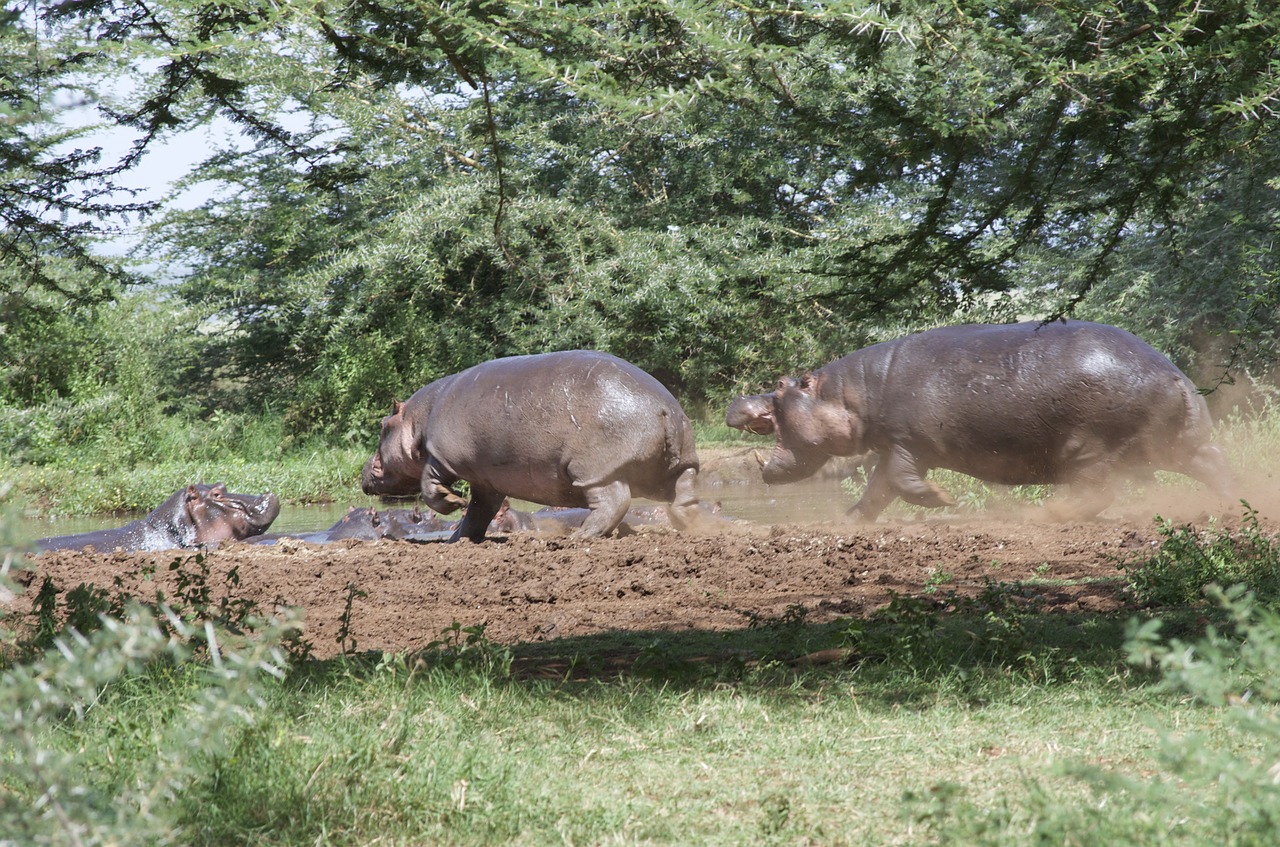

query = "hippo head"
(728, 372), (864, 485)
(328, 506), (385, 540)
(361, 400), (425, 497)
(184, 483), (281, 545)
(382, 506), (442, 538)
(725, 391), (776, 435)
(488, 499), (535, 533)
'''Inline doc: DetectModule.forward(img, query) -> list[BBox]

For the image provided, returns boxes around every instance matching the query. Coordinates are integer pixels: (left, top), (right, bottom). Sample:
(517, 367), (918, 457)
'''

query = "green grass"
(5, 445), (371, 517)
(9, 612), (1274, 847)
(8, 497), (1280, 845)
(171, 667), (1172, 845)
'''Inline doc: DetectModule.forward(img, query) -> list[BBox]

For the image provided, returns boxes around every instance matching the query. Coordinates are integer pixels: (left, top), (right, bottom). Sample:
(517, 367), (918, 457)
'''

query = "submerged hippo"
(325, 505), (452, 540)
(727, 321), (1235, 521)
(325, 504), (491, 541)
(35, 483), (281, 552)
(362, 350), (701, 541)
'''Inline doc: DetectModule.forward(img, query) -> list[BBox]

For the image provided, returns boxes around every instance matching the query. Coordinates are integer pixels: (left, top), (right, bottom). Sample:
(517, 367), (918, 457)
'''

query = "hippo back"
(422, 350), (699, 507)
(837, 321), (1216, 484)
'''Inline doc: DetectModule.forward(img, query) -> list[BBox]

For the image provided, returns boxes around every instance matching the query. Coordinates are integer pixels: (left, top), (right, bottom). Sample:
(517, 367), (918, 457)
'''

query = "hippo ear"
(185, 484), (200, 502)
(799, 371), (822, 394)
(391, 400), (404, 415)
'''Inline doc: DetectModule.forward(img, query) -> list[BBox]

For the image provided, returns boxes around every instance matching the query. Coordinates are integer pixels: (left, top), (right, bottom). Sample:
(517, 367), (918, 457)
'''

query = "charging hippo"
(727, 321), (1235, 521)
(361, 350), (702, 541)
(35, 483), (281, 552)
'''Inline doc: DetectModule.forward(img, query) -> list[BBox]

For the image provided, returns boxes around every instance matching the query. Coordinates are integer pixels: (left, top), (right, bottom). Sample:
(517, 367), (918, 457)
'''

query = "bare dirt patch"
(13, 516), (1185, 659)
(13, 449), (1274, 660)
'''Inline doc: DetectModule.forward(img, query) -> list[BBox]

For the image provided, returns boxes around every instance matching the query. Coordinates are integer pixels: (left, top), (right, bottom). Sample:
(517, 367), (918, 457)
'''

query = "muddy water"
(19, 479), (851, 547)
(20, 501), (378, 546)
(699, 478), (854, 524)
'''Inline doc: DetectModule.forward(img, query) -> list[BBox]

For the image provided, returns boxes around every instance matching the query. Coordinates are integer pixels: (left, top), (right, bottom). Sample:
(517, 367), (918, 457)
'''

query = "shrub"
(1120, 505), (1280, 608)
(903, 586), (1280, 846)
(0, 609), (293, 846)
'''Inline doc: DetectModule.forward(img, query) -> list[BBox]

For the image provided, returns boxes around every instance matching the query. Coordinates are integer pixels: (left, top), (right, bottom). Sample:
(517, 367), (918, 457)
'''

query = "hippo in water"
(35, 483), (281, 552)
(361, 350), (701, 541)
(324, 506), (451, 540)
(726, 321), (1235, 521)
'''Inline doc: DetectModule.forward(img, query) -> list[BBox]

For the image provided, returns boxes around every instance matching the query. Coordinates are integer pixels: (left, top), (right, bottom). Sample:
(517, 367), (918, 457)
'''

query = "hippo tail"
(664, 409), (700, 474)
(1175, 374), (1215, 437)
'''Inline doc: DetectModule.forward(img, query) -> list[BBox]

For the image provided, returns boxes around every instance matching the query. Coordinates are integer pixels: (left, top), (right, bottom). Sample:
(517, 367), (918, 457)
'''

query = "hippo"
(726, 321), (1235, 521)
(326, 506), (388, 541)
(361, 350), (701, 541)
(490, 505), (591, 534)
(383, 506), (455, 538)
(35, 483), (281, 552)
(323, 505), (455, 541)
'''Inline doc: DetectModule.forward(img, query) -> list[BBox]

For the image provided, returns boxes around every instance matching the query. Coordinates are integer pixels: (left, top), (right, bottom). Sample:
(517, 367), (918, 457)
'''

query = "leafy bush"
(1120, 505), (1280, 608)
(0, 609), (292, 846)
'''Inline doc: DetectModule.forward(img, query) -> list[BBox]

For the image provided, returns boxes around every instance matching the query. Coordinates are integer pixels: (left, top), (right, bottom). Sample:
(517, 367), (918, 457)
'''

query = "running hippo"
(361, 350), (701, 541)
(35, 483), (281, 552)
(727, 321), (1235, 521)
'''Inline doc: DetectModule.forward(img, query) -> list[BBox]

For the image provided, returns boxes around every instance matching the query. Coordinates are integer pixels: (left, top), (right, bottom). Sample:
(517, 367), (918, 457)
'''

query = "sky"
(57, 96), (246, 257)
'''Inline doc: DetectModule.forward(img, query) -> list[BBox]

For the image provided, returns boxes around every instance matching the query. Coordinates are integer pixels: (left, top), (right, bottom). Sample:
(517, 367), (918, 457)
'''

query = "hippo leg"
(575, 480), (632, 538)
(847, 465), (898, 521)
(849, 446), (953, 521)
(665, 467), (701, 531)
(1047, 464), (1117, 520)
(449, 487), (507, 543)
(422, 457), (468, 515)
(1184, 443), (1237, 501)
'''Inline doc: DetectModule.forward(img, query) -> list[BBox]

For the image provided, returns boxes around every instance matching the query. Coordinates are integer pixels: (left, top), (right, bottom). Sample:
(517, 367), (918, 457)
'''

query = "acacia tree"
(0, 4), (148, 302)
(0, 3), (151, 405)
(18, 0), (1280, 435)
(1073, 136), (1280, 394)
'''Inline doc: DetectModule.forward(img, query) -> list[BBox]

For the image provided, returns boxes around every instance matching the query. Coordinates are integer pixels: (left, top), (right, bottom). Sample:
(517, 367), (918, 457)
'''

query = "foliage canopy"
(4, 0), (1280, 440)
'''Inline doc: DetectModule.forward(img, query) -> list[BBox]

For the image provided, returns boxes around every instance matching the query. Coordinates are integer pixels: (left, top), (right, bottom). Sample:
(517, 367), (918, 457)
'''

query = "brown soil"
(11, 449), (1274, 661)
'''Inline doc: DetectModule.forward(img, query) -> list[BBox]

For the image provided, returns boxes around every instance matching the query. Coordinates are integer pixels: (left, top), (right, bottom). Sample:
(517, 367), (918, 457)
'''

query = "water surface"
(18, 477), (859, 546)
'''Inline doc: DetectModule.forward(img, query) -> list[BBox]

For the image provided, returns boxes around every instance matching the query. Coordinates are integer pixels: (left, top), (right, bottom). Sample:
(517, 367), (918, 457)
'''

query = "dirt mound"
(12, 516), (1170, 659)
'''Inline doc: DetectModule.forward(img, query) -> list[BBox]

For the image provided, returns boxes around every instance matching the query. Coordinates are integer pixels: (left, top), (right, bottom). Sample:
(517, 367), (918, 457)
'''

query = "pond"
(18, 477), (857, 546)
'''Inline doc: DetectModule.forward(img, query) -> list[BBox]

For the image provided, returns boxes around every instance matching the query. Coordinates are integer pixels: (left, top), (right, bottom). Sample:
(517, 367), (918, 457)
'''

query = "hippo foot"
(423, 487), (468, 515)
